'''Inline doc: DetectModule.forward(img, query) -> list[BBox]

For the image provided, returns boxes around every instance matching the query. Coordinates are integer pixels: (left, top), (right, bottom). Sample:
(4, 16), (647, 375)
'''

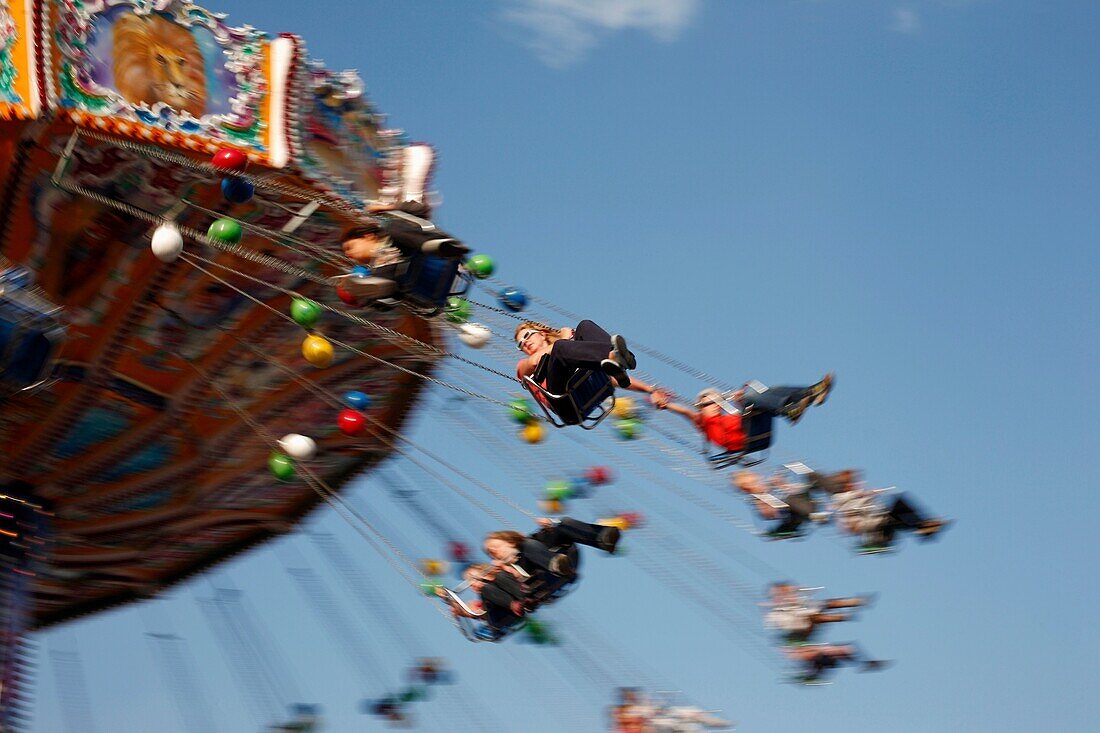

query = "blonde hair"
(514, 321), (562, 347)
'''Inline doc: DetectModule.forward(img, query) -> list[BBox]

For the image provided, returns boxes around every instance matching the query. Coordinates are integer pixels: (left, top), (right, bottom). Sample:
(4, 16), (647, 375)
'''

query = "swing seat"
(463, 580), (576, 644)
(448, 549), (580, 643)
(707, 409), (772, 469)
(0, 267), (65, 398)
(856, 544), (895, 556)
(523, 368), (615, 429)
(371, 253), (472, 318)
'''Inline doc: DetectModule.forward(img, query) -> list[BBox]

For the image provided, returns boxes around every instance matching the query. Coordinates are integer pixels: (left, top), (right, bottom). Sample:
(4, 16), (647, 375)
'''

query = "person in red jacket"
(652, 375), (834, 453)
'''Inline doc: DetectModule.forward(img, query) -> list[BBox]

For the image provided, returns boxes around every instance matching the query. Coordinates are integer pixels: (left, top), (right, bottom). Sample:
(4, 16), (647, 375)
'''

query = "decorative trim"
(291, 52), (406, 206)
(267, 34), (291, 168)
(279, 33), (304, 167)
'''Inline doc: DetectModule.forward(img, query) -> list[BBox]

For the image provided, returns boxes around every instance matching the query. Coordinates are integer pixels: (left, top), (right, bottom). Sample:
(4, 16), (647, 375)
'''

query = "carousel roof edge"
(1, 0), (408, 204)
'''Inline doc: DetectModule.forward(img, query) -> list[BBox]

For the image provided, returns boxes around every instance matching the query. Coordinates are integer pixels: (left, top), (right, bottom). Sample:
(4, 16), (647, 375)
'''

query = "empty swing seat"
(0, 267), (65, 398)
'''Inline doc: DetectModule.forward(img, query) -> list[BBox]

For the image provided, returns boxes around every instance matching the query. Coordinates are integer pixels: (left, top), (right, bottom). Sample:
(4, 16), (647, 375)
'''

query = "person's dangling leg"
(491, 571), (527, 601)
(545, 338), (612, 392)
(887, 494), (927, 530)
(545, 320), (633, 391)
(740, 384), (812, 418)
(572, 320), (612, 345)
(766, 491), (813, 537)
(549, 337), (611, 370)
(538, 517), (621, 554)
(480, 581), (519, 610)
(889, 494), (949, 539)
(520, 537), (575, 577)
(782, 491), (814, 532)
(742, 376), (832, 424)
(519, 537), (555, 569)
(770, 512), (805, 538)
(574, 320), (635, 372)
(482, 599), (522, 631)
(481, 576), (527, 618)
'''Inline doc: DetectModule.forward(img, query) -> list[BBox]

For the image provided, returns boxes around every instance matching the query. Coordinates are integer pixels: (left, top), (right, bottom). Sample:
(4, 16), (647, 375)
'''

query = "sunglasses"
(516, 329), (538, 350)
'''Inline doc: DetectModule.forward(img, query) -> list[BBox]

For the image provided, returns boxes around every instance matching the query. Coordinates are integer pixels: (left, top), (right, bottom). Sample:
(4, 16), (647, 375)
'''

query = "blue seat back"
(743, 411), (773, 453)
(548, 370), (613, 425)
(0, 309), (62, 392)
(399, 254), (462, 308)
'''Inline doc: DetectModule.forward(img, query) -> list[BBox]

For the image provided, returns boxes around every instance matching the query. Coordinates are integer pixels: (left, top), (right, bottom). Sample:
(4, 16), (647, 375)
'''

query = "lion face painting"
(112, 13), (207, 118)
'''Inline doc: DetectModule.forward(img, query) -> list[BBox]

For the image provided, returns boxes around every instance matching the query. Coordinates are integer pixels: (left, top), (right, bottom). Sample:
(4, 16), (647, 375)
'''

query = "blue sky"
(32, 2), (1100, 731)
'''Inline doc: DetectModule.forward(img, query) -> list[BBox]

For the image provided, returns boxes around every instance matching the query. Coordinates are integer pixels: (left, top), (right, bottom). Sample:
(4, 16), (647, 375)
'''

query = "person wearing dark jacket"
(340, 200), (468, 300)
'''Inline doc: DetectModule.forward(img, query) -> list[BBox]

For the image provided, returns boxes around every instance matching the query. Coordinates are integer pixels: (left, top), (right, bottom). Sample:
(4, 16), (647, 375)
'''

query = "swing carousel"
(1, 2), (953, 730)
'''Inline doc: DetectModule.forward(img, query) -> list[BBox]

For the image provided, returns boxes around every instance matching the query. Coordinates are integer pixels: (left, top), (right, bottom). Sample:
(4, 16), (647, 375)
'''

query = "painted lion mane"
(112, 13), (207, 118)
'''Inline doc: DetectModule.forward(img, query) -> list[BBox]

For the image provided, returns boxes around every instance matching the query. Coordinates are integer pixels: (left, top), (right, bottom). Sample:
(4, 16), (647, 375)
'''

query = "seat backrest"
(558, 369), (613, 421)
(742, 411), (773, 453)
(0, 299), (63, 391)
(399, 254), (462, 308)
(6, 330), (55, 385)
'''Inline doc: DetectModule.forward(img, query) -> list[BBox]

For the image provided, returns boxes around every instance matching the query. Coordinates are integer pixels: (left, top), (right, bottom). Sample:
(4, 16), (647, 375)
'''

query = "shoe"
(597, 526), (621, 554)
(610, 334), (637, 370)
(548, 553), (575, 578)
(916, 518), (951, 541)
(785, 395), (813, 424)
(812, 373), (834, 406)
(421, 238), (470, 259)
(600, 359), (632, 389)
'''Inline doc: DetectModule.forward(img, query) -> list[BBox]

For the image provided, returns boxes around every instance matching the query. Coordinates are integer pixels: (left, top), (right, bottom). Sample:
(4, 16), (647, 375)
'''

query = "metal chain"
(375, 416), (539, 523)
(54, 177), (332, 286)
(179, 253), (534, 414)
(179, 251), (436, 359)
(197, 368), (438, 603)
(478, 276), (738, 391)
(189, 306), (528, 528)
(77, 129), (375, 217)
(181, 197), (353, 269)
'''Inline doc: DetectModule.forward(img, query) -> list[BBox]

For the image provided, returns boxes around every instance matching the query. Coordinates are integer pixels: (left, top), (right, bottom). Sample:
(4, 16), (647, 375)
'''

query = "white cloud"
(889, 7), (922, 34)
(498, 0), (701, 68)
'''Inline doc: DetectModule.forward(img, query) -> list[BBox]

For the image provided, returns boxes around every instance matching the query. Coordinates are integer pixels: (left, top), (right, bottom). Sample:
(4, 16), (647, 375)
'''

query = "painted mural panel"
(54, 0), (270, 150)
